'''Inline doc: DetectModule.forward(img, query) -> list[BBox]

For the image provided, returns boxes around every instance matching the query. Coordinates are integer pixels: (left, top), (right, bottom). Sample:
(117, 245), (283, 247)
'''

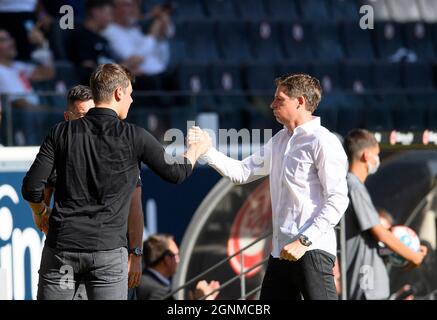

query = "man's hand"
(405, 245), (428, 269)
(30, 203), (51, 234)
(187, 126), (212, 156)
(128, 255), (142, 289)
(280, 239), (310, 262)
(188, 280), (220, 300)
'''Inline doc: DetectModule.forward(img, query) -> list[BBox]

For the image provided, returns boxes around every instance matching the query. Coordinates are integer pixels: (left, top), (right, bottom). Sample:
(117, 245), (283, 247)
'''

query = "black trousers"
(260, 249), (338, 300)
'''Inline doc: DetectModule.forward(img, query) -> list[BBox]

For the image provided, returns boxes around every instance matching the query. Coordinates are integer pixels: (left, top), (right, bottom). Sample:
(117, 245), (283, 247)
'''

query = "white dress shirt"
(102, 24), (170, 75)
(202, 116), (349, 257)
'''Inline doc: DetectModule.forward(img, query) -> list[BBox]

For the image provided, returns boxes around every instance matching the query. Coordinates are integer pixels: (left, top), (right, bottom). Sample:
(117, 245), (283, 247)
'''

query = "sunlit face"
(270, 85), (299, 125)
(64, 99), (94, 121)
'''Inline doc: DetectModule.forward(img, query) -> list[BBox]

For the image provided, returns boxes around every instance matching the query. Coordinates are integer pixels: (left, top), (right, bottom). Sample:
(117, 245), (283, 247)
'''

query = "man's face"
(0, 30), (17, 60)
(92, 5), (113, 29)
(363, 144), (380, 168)
(165, 239), (180, 277)
(114, 0), (135, 22)
(64, 99), (94, 121)
(118, 82), (133, 120)
(270, 85), (300, 125)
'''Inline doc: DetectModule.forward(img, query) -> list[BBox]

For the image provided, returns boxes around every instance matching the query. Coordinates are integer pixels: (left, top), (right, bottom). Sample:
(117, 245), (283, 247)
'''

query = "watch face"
(134, 248), (142, 255)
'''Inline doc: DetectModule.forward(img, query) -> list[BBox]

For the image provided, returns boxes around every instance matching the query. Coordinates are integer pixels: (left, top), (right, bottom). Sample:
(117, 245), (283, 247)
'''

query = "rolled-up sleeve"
(302, 136), (349, 243)
(22, 128), (56, 203)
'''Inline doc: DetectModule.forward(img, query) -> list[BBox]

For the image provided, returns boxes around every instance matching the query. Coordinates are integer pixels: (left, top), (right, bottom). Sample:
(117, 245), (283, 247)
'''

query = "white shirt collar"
(284, 116), (321, 136)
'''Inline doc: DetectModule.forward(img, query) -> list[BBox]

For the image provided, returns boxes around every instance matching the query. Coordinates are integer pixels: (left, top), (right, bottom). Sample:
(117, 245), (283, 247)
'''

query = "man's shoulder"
(347, 173), (369, 195)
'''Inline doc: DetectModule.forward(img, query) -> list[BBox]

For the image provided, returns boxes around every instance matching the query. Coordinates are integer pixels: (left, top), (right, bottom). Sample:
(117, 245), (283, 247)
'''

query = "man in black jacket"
(22, 63), (203, 300)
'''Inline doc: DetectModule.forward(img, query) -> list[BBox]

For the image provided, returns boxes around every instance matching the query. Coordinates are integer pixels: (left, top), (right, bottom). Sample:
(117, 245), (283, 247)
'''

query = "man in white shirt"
(102, 0), (171, 77)
(188, 73), (349, 300)
(0, 28), (54, 145)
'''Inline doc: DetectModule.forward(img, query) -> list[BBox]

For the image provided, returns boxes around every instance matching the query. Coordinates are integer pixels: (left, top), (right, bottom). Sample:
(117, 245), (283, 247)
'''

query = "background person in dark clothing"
(66, 0), (142, 84)
(21, 63), (201, 300)
(137, 234), (220, 300)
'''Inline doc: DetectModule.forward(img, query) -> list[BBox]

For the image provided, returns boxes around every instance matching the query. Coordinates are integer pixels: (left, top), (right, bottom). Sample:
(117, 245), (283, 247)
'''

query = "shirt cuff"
(201, 147), (219, 164)
(301, 224), (322, 245)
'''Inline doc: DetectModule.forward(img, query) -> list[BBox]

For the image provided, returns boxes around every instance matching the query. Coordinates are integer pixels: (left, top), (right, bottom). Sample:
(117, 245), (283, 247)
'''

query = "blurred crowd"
(0, 0), (175, 145)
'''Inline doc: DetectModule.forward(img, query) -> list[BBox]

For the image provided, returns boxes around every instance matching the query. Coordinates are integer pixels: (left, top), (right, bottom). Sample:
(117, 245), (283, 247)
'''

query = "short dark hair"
(344, 129), (378, 164)
(85, 0), (114, 14)
(67, 85), (93, 111)
(143, 234), (173, 267)
(89, 63), (134, 104)
(275, 73), (322, 113)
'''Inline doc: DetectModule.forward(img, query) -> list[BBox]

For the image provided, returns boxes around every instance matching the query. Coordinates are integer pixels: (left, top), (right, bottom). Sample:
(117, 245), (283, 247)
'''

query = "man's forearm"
(128, 187), (144, 249)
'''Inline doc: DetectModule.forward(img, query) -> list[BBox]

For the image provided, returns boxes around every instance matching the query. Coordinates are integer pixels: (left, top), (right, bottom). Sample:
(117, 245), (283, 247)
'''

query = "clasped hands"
(187, 126), (212, 158)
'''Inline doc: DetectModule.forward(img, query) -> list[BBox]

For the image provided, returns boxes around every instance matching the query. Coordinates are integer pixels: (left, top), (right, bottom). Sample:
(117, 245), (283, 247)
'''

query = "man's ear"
(361, 149), (370, 162)
(63, 112), (69, 121)
(114, 87), (123, 102)
(296, 96), (305, 108)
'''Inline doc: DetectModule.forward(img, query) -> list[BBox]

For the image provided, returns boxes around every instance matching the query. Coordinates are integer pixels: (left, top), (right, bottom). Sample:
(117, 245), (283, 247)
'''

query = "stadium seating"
(372, 22), (405, 61)
(233, 0), (267, 21)
(402, 62), (435, 89)
(247, 21), (284, 63)
(340, 22), (376, 61)
(173, 0), (205, 20)
(312, 23), (344, 62)
(329, 0), (360, 22)
(179, 21), (220, 64)
(340, 62), (373, 92)
(204, 0), (237, 19)
(372, 62), (403, 90)
(264, 0), (300, 21)
(311, 62), (342, 93)
(280, 22), (314, 62)
(404, 22), (436, 61)
(216, 20), (252, 63)
(297, 0), (330, 22)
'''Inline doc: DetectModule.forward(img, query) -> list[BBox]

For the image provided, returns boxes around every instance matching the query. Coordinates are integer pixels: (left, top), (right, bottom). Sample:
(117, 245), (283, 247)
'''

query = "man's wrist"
(298, 234), (312, 247)
(29, 202), (47, 216)
(128, 247), (143, 256)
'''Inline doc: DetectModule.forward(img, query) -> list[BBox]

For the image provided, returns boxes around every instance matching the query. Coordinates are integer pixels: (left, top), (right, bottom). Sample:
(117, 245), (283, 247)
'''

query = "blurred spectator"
(102, 0), (173, 92)
(36, 0), (83, 60)
(0, 0), (38, 60)
(136, 234), (220, 300)
(343, 129), (428, 300)
(66, 0), (140, 85)
(0, 29), (54, 145)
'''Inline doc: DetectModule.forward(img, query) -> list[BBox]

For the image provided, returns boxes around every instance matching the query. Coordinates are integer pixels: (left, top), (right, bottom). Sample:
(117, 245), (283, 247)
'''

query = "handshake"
(187, 126), (213, 158)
